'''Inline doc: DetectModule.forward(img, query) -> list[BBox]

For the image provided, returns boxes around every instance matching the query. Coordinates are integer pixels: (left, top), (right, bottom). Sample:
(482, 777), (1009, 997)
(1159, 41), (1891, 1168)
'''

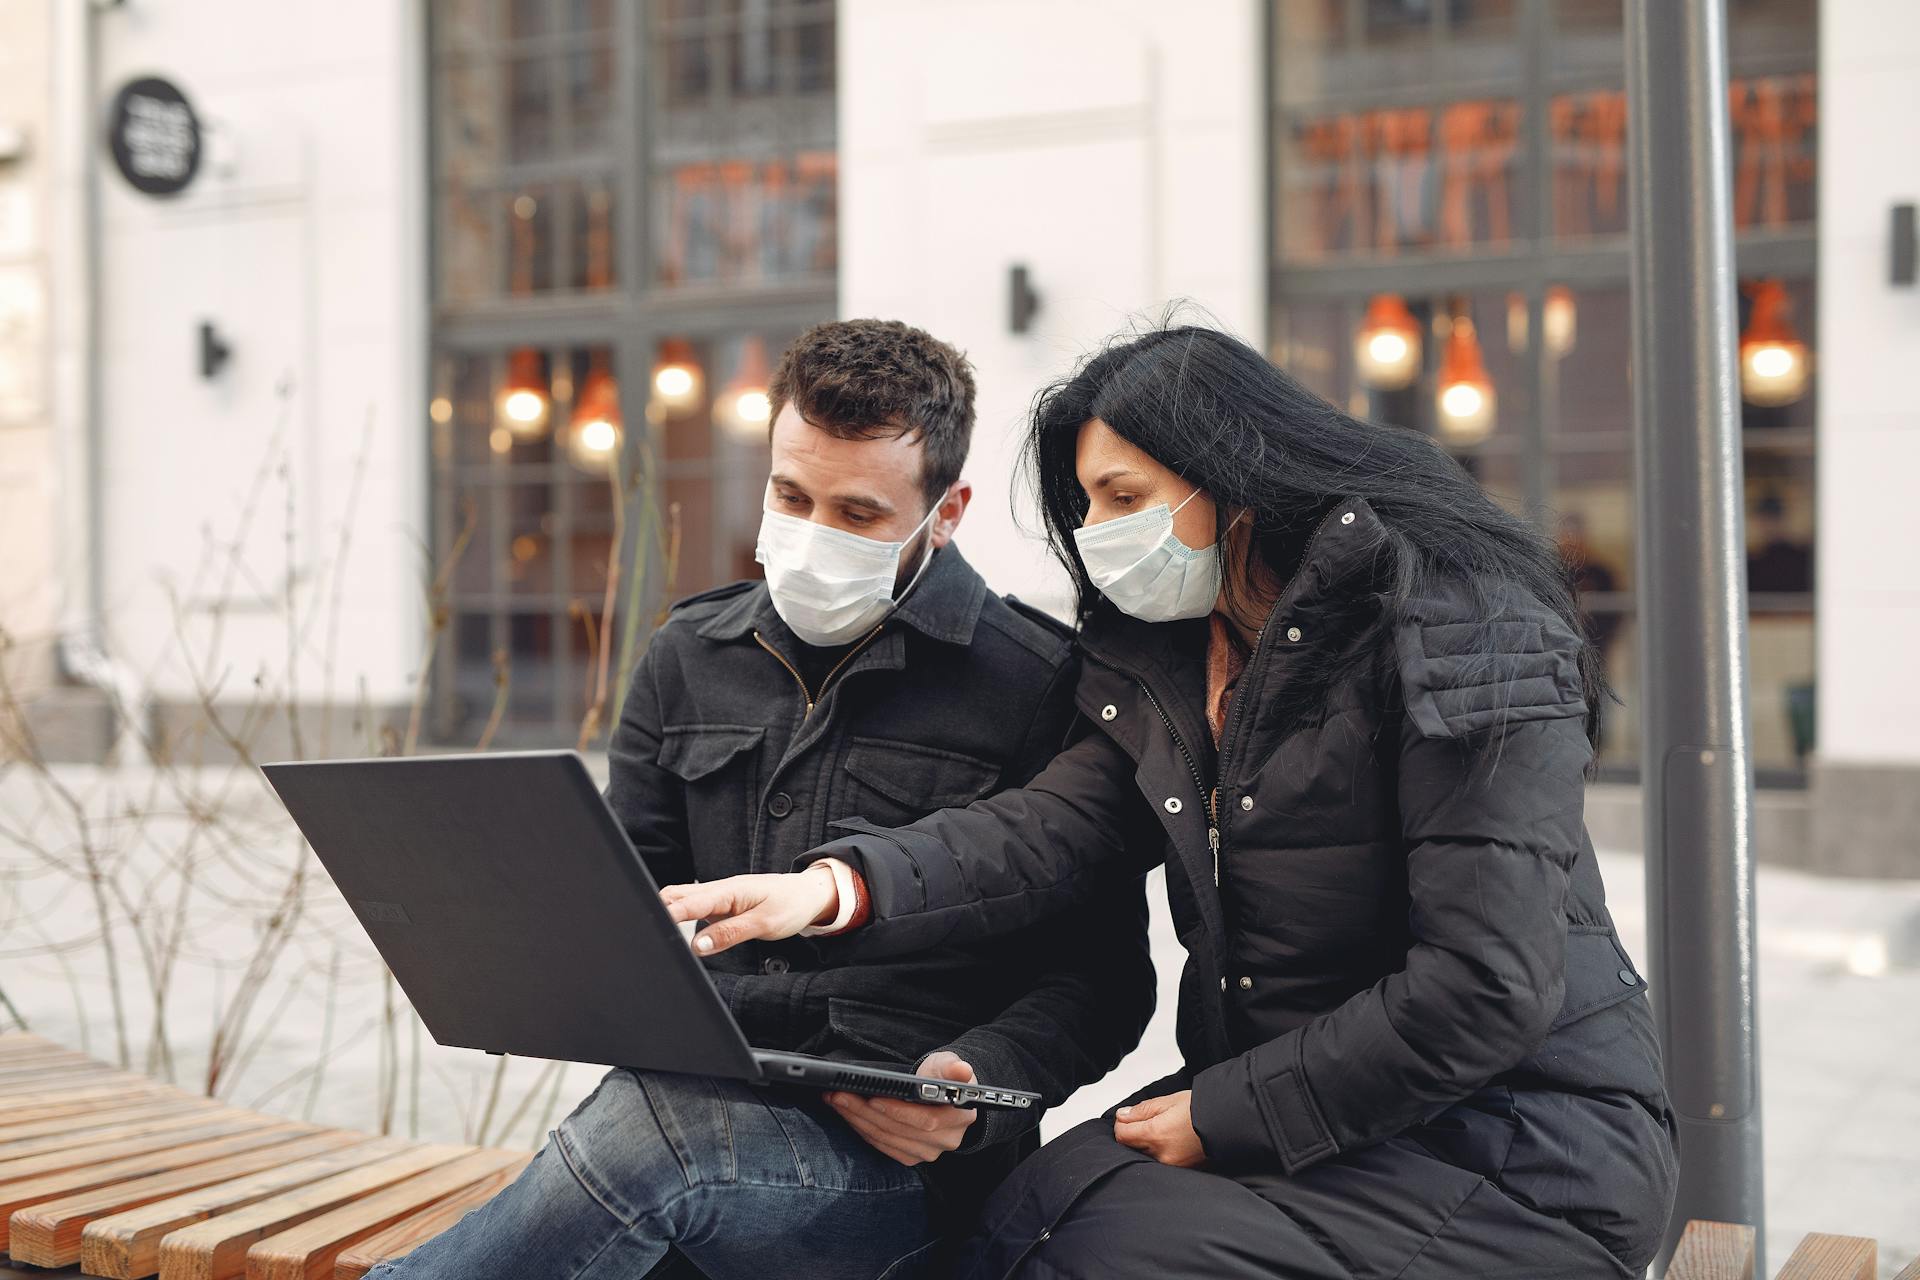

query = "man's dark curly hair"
(769, 319), (976, 506)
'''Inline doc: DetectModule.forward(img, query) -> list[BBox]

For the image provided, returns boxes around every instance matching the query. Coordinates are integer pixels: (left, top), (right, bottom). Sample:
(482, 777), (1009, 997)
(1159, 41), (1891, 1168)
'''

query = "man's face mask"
(755, 497), (941, 646)
(1072, 486), (1224, 623)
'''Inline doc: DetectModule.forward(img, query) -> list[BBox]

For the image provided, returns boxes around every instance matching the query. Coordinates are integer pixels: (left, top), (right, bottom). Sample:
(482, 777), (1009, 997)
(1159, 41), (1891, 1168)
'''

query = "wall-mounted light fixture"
(0, 123), (29, 167)
(1893, 203), (1916, 287)
(198, 321), (232, 380)
(1009, 265), (1041, 335)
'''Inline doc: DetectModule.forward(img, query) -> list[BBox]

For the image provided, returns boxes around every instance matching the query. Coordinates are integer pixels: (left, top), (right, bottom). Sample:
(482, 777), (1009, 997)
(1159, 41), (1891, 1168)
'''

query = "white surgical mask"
(755, 500), (941, 646)
(1072, 487), (1222, 623)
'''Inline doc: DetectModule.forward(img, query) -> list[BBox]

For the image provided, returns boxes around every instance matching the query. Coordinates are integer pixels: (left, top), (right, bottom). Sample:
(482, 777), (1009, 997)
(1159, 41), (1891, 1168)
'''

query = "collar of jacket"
(1079, 496), (1386, 680)
(694, 541), (991, 647)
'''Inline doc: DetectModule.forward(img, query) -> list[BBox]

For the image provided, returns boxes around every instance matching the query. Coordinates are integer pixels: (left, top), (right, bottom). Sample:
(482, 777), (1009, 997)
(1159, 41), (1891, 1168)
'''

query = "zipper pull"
(1208, 826), (1220, 885)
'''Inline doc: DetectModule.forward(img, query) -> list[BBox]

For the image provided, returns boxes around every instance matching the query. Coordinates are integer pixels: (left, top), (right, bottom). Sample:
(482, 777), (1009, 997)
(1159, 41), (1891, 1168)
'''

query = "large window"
(1269, 0), (1817, 780)
(427, 1), (836, 746)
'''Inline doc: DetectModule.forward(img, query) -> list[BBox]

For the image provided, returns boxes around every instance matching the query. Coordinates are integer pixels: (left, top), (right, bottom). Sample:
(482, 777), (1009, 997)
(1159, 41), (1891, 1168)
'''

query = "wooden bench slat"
(1775, 1232), (1877, 1280)
(0, 1052), (99, 1082)
(1666, 1219), (1757, 1280)
(6, 1131), (365, 1268)
(0, 1112), (277, 1184)
(0, 1065), (142, 1101)
(0, 1073), (172, 1109)
(245, 1148), (526, 1280)
(0, 1123), (312, 1251)
(0, 1095), (208, 1142)
(82, 1137), (407, 1280)
(1892, 1253), (1920, 1280)
(153, 1144), (465, 1280)
(0, 1080), (173, 1120)
(0, 1102), (237, 1168)
(329, 1155), (531, 1280)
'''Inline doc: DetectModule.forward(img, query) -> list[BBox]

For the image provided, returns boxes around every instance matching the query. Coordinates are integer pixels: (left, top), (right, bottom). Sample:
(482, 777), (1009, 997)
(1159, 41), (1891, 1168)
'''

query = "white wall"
(838, 0), (1265, 613)
(91, 1), (426, 706)
(1815, 0), (1920, 766)
(0, 2), (56, 689)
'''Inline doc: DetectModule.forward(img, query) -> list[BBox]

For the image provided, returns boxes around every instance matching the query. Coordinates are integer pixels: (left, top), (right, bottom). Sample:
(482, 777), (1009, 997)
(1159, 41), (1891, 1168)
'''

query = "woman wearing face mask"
(664, 326), (1678, 1279)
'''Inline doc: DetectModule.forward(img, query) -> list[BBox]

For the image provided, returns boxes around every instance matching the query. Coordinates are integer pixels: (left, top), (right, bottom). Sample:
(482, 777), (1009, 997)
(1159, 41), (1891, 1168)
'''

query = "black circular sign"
(107, 77), (201, 197)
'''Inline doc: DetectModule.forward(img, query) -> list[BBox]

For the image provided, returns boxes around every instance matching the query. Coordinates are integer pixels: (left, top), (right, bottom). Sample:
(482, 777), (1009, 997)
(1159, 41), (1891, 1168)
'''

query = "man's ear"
(930, 481), (972, 549)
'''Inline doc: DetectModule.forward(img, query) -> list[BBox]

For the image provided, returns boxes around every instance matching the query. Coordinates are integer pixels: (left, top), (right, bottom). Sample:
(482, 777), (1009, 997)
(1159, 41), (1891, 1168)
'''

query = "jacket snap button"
(1238, 976), (1253, 990)
(1340, 511), (1355, 525)
(1286, 626), (1303, 643)
(763, 956), (790, 975)
(767, 792), (793, 818)
(1219, 976), (1227, 992)
(1240, 795), (1254, 811)
(1100, 704), (1117, 721)
(1618, 968), (1639, 986)
(1163, 797), (1182, 814)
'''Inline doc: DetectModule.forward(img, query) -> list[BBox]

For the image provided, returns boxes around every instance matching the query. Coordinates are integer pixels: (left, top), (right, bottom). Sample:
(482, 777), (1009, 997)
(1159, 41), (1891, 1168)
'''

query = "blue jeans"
(369, 1068), (942, 1280)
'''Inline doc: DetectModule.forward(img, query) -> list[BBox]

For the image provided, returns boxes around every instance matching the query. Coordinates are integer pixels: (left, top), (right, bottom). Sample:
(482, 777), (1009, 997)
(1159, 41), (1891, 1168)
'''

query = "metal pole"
(1623, 1), (1764, 1271)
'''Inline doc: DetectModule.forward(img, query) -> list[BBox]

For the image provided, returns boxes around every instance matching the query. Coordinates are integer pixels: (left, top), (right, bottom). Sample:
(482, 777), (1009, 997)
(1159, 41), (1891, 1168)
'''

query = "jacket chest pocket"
(836, 736), (1001, 828)
(658, 725), (764, 877)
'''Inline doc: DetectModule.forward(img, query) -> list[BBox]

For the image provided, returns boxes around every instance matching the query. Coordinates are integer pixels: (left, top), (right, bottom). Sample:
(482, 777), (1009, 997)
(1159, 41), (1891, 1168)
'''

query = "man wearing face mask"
(367, 320), (1155, 1280)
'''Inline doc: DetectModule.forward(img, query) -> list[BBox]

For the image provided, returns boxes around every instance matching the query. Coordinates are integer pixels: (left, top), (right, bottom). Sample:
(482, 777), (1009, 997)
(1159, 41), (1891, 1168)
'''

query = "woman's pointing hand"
(660, 865), (840, 955)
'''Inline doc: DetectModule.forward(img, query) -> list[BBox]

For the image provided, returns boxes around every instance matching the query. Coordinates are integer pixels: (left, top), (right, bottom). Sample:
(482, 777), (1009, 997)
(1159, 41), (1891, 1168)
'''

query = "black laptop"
(260, 750), (1037, 1112)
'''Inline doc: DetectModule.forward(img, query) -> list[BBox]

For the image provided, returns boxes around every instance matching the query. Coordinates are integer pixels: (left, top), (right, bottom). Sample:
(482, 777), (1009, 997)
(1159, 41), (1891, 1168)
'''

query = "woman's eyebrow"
(1088, 467), (1143, 490)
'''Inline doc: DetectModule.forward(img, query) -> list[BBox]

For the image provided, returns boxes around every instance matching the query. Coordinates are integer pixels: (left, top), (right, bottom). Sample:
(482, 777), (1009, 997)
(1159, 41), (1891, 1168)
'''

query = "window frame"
(1265, 0), (1818, 786)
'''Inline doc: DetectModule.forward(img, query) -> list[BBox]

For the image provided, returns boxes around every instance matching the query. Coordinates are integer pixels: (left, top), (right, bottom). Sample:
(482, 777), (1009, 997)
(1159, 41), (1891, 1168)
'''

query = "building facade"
(2, 0), (1915, 874)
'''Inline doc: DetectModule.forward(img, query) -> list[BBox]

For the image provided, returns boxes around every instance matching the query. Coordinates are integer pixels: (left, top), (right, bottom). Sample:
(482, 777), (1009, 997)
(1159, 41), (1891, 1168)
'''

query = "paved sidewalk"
(1044, 853), (1920, 1277)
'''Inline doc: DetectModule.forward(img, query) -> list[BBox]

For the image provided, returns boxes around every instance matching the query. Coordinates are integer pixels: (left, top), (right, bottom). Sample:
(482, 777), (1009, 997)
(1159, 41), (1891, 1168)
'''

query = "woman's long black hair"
(1023, 322), (1607, 745)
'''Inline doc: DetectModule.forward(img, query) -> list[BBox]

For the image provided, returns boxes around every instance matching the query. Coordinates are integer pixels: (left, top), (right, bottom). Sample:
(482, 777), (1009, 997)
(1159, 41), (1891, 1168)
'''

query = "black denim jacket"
(605, 545), (1155, 1211)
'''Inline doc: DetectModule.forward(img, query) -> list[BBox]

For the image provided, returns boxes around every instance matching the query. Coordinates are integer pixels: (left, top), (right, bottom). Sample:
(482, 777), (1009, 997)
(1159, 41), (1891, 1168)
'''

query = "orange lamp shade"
(1739, 279), (1810, 407)
(1354, 294), (1423, 391)
(496, 347), (551, 440)
(1436, 317), (1496, 446)
(569, 355), (623, 473)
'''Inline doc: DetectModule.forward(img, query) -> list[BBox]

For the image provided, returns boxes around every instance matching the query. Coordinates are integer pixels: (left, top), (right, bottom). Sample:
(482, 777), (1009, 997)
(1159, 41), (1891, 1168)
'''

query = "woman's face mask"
(755, 499), (941, 646)
(1073, 487), (1224, 623)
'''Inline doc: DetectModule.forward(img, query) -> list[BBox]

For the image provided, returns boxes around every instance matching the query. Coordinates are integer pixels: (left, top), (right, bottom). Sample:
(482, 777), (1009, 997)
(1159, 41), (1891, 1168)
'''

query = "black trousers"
(959, 1092), (1673, 1280)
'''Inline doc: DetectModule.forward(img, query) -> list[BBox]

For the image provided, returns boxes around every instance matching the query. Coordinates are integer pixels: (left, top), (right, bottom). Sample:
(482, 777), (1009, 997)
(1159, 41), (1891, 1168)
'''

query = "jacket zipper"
(753, 623), (887, 718)
(1132, 679), (1219, 885)
(1212, 502), (1346, 884)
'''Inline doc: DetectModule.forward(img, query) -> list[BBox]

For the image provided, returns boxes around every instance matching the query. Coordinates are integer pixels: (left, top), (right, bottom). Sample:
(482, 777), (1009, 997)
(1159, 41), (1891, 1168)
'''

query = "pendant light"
(1353, 294), (1422, 391)
(719, 335), (773, 438)
(568, 352), (622, 473)
(1436, 314), (1496, 446)
(1739, 278), (1809, 407)
(1543, 285), (1577, 357)
(494, 196), (550, 438)
(652, 337), (703, 411)
(496, 347), (551, 440)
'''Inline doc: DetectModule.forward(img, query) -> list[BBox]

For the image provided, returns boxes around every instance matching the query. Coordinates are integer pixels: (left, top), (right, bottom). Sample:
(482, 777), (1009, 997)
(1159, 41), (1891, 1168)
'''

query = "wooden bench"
(1670, 1220), (1918, 1280)
(0, 1032), (529, 1278)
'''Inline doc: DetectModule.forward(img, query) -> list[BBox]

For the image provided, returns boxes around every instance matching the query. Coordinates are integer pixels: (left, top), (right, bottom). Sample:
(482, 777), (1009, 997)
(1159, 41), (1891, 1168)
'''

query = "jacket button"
(1340, 511), (1355, 525)
(1285, 626), (1303, 643)
(763, 956), (791, 975)
(1238, 976), (1253, 990)
(1163, 797), (1182, 814)
(1619, 968), (1639, 986)
(1219, 976), (1227, 992)
(1240, 795), (1254, 811)
(1100, 704), (1117, 721)
(767, 792), (793, 818)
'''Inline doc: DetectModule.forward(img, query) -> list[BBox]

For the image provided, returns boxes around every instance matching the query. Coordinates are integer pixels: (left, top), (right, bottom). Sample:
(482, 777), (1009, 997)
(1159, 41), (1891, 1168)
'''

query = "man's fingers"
(917, 1052), (976, 1084)
(865, 1097), (957, 1135)
(1115, 1094), (1174, 1124)
(690, 910), (764, 956)
(842, 1111), (934, 1164)
(1113, 1119), (1150, 1152)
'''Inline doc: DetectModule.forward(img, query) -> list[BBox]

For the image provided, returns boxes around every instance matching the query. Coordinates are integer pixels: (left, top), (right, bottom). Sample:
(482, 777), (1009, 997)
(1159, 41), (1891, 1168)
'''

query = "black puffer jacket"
(806, 498), (1677, 1271)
